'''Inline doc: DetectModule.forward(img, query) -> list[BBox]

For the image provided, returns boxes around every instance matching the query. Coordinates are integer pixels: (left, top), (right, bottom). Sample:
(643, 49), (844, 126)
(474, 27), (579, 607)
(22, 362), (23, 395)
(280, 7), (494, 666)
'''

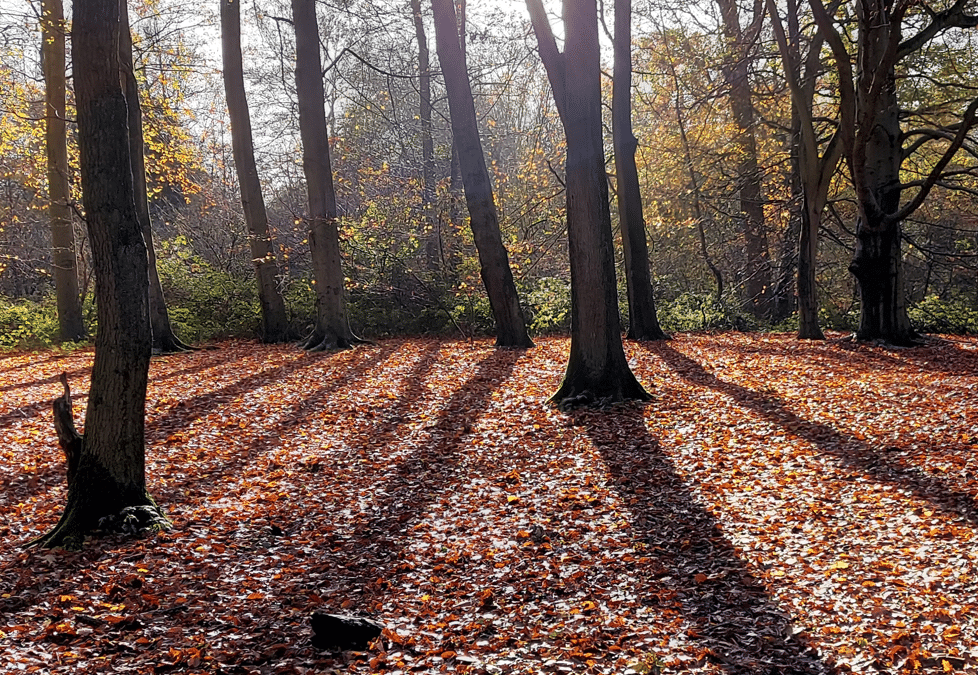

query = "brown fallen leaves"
(0, 333), (977, 674)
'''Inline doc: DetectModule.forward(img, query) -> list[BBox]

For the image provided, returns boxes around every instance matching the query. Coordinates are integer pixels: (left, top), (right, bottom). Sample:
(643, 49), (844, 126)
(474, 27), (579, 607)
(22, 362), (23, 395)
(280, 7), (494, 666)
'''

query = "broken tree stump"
(53, 372), (81, 485)
(310, 612), (384, 651)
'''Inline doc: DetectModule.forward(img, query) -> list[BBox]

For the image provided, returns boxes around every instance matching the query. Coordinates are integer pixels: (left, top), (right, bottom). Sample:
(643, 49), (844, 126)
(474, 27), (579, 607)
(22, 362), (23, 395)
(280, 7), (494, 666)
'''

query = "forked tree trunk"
(41, 0), (86, 343)
(528, 0), (648, 406)
(119, 0), (191, 353)
(220, 0), (291, 344)
(432, 0), (532, 348)
(613, 0), (666, 341)
(34, 0), (165, 549)
(292, 0), (357, 351)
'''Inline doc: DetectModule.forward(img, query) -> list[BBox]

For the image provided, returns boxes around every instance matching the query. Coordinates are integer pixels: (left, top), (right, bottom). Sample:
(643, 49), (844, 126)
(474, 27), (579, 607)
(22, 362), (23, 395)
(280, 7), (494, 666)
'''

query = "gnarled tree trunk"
(432, 0), (532, 348)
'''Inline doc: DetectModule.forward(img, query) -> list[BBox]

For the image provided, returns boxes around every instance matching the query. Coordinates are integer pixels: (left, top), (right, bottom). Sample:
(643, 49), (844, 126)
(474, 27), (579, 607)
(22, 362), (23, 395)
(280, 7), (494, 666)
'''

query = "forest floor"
(0, 333), (976, 674)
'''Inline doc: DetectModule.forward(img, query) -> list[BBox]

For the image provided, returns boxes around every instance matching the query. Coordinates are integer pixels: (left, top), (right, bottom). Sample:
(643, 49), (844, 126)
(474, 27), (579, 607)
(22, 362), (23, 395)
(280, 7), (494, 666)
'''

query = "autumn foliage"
(1, 334), (977, 673)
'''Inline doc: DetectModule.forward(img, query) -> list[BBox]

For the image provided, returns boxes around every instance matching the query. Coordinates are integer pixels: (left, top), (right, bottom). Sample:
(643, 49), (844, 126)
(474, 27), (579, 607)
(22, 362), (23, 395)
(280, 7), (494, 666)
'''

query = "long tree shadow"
(0, 351), (79, 374)
(649, 343), (978, 526)
(146, 352), (327, 443)
(0, 366), (91, 395)
(155, 342), (407, 504)
(819, 336), (978, 378)
(314, 347), (526, 594)
(577, 404), (827, 674)
(148, 348), (237, 386)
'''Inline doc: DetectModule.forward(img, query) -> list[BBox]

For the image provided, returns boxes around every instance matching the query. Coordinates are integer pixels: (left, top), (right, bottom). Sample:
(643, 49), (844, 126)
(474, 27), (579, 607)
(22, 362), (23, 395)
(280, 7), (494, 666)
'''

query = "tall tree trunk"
(220, 0), (291, 344)
(118, 0), (191, 353)
(716, 0), (772, 320)
(528, 0), (648, 406)
(34, 0), (165, 549)
(432, 0), (532, 348)
(41, 0), (86, 343)
(292, 0), (357, 351)
(410, 0), (439, 269)
(847, 0), (915, 344)
(613, 0), (666, 341)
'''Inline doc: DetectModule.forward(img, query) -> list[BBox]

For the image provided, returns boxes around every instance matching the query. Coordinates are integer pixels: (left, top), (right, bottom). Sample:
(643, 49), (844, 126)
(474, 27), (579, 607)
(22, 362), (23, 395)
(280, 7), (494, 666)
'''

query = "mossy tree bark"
(431, 0), (533, 348)
(34, 0), (164, 549)
(612, 0), (666, 342)
(220, 0), (291, 344)
(41, 0), (86, 343)
(292, 0), (358, 351)
(529, 0), (649, 407)
(119, 0), (192, 353)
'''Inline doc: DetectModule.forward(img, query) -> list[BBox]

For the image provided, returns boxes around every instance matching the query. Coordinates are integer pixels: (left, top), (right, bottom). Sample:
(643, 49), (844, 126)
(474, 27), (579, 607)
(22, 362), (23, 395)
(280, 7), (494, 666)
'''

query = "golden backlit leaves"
(0, 333), (976, 673)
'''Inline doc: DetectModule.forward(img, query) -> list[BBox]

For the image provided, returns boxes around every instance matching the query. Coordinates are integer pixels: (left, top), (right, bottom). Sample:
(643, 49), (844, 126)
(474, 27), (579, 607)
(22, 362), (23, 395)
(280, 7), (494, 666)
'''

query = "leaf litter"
(0, 333), (976, 674)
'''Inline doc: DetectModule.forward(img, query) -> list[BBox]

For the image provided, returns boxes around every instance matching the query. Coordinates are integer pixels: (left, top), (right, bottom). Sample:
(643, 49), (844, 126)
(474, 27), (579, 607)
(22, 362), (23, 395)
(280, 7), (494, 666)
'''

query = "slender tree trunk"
(797, 196), (825, 338)
(716, 0), (772, 319)
(528, 0), (648, 406)
(613, 0), (666, 341)
(118, 0), (190, 353)
(410, 0), (439, 269)
(220, 0), (291, 343)
(41, 0), (86, 342)
(34, 0), (165, 549)
(292, 0), (357, 351)
(432, 0), (532, 347)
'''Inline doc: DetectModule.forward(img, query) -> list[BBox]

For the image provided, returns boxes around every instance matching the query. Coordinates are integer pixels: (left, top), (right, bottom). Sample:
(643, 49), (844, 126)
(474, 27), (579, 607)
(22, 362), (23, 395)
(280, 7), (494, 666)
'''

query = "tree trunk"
(849, 1), (915, 345)
(34, 0), (165, 549)
(432, 0), (532, 348)
(613, 0), (666, 341)
(530, 0), (648, 406)
(118, 0), (191, 353)
(220, 0), (291, 344)
(292, 0), (357, 351)
(41, 0), (86, 343)
(716, 0), (772, 320)
(411, 0), (439, 269)
(797, 197), (824, 339)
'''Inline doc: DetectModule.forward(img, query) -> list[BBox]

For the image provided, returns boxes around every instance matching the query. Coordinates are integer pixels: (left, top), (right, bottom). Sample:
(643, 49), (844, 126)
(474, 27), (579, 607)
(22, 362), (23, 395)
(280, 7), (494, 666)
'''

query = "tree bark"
(411, 0), (440, 270)
(118, 0), (191, 353)
(220, 0), (291, 344)
(292, 0), (357, 351)
(34, 0), (165, 549)
(716, 0), (772, 320)
(432, 0), (532, 348)
(529, 0), (648, 406)
(41, 0), (86, 343)
(612, 0), (666, 341)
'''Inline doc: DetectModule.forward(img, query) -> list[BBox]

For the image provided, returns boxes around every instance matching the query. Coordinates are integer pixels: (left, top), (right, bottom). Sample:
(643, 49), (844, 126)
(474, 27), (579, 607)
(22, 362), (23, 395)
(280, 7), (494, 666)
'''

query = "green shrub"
(525, 276), (571, 334)
(910, 294), (978, 334)
(0, 295), (62, 349)
(656, 292), (753, 332)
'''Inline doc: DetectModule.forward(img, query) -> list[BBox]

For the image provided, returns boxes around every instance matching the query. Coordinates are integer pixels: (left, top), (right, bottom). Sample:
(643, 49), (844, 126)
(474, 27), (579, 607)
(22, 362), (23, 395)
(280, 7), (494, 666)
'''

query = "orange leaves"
(1, 335), (978, 673)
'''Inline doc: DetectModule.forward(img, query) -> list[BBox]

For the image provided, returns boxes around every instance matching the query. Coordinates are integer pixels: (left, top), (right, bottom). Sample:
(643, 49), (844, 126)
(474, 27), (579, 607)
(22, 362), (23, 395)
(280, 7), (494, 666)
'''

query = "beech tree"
(34, 0), (167, 549)
(811, 0), (978, 345)
(715, 0), (773, 319)
(293, 0), (358, 351)
(119, 0), (192, 353)
(612, 0), (667, 341)
(41, 0), (85, 342)
(431, 0), (533, 348)
(528, 0), (648, 406)
(220, 0), (291, 343)
(766, 0), (842, 340)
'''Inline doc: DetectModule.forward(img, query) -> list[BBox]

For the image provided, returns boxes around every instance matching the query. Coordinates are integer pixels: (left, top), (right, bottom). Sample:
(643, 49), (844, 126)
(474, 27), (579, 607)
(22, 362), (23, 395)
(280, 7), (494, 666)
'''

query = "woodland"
(1, 0), (978, 672)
